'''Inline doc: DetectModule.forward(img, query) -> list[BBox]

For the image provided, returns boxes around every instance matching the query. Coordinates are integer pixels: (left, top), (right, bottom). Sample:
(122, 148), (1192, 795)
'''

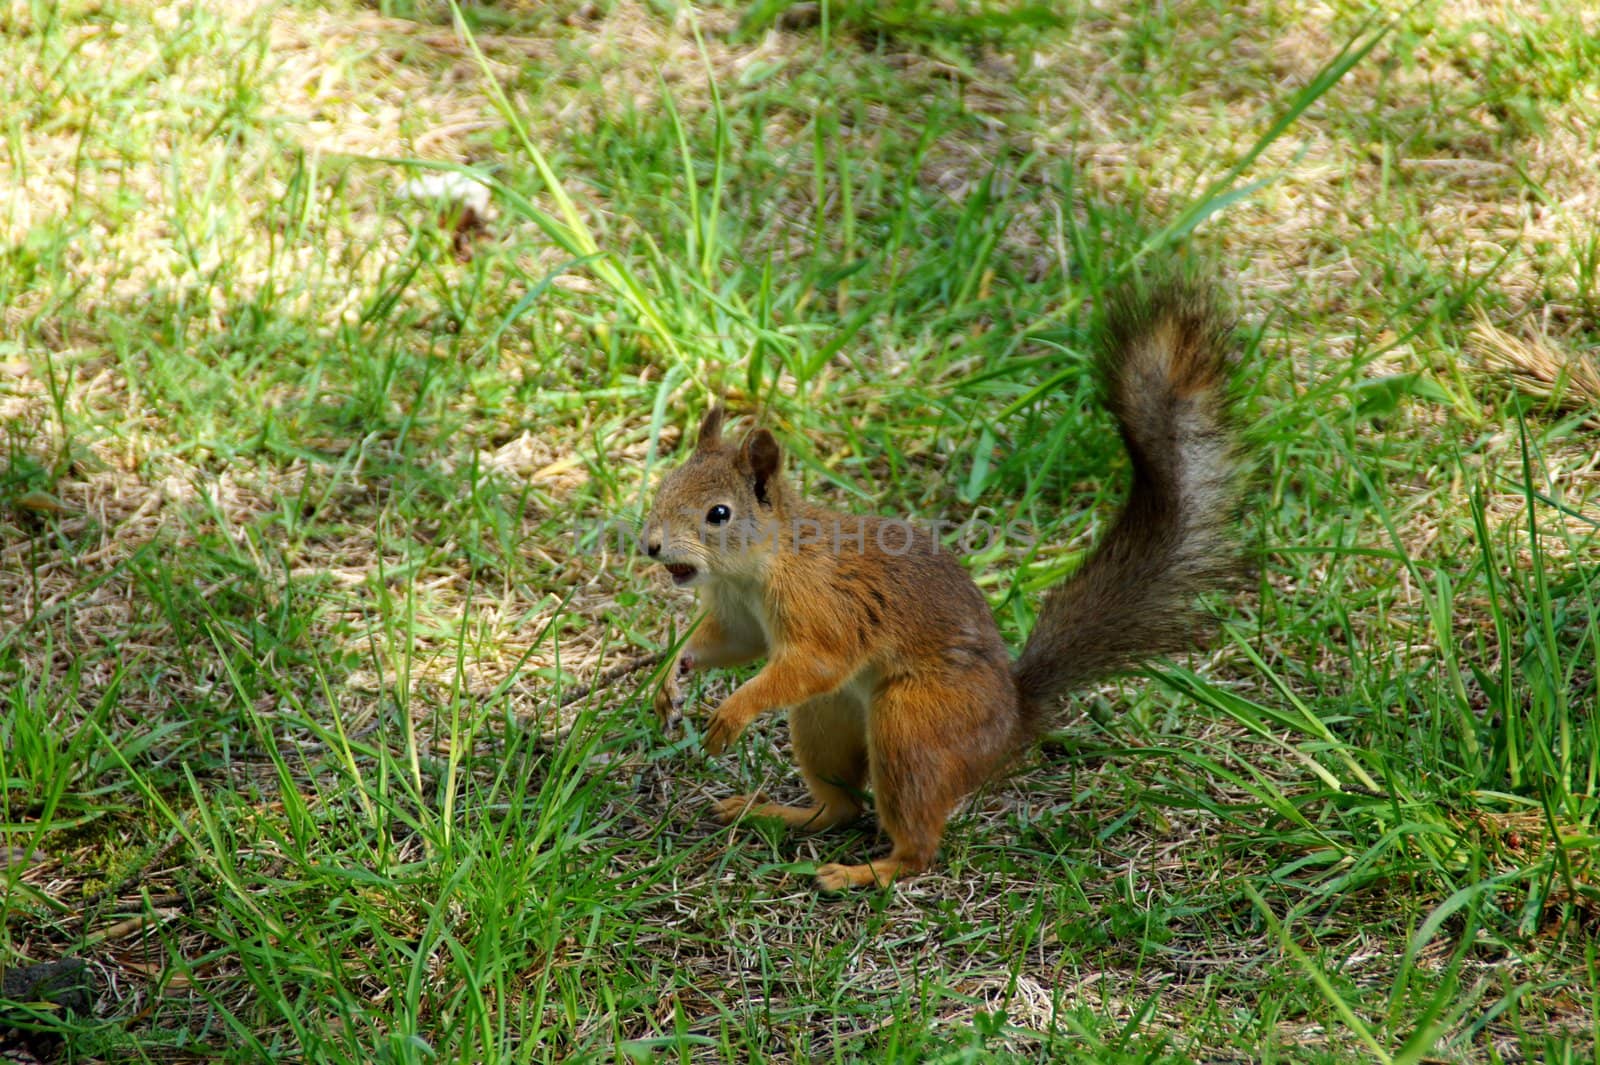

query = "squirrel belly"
(643, 281), (1243, 891)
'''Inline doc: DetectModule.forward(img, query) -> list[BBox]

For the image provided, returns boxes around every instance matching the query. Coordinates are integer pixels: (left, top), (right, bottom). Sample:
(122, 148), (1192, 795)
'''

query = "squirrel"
(642, 282), (1243, 891)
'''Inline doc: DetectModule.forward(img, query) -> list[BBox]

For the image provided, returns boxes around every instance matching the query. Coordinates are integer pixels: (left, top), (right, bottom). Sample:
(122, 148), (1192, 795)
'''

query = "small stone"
(1, 958), (93, 1015)
(0, 849), (43, 871)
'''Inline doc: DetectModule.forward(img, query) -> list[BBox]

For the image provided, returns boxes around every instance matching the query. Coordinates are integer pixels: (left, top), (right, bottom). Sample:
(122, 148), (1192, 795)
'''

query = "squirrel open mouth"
(664, 563), (697, 585)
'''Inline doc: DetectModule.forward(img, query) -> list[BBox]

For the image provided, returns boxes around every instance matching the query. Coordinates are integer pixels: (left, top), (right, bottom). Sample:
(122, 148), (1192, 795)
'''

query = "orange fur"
(643, 283), (1244, 891)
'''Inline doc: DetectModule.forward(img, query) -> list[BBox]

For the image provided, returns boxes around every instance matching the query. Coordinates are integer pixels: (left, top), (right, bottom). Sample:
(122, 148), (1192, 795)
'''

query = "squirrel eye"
(706, 504), (731, 526)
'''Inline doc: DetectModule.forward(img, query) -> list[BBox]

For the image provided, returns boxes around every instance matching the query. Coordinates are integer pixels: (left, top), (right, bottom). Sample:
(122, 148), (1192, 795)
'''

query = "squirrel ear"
(696, 406), (724, 451)
(741, 429), (780, 506)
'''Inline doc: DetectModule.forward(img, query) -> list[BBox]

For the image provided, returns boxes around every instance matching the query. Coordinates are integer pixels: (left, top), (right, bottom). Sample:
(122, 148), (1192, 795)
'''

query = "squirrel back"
(1012, 283), (1243, 732)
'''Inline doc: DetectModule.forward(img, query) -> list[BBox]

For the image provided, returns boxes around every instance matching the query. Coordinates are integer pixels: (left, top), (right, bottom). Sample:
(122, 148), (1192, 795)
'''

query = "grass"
(3, 0), (1600, 1060)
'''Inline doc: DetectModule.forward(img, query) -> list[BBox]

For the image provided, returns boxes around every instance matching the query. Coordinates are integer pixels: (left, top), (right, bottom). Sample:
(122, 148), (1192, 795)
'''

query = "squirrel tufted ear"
(695, 406), (725, 451)
(741, 429), (781, 506)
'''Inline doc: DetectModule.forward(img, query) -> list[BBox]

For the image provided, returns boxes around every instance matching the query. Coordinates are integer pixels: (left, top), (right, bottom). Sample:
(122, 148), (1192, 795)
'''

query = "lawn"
(3, 0), (1600, 1061)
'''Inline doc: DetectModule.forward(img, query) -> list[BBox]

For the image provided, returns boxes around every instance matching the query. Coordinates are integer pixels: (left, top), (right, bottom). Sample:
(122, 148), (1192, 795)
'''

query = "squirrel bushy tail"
(1012, 283), (1243, 733)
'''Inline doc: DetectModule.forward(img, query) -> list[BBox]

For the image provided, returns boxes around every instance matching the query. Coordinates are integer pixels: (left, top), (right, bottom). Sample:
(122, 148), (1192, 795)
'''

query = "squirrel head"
(644, 406), (788, 587)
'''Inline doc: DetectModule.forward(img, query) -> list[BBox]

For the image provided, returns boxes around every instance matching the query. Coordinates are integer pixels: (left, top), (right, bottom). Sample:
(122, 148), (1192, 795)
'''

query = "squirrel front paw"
(701, 702), (750, 755)
(652, 666), (687, 734)
(653, 654), (699, 733)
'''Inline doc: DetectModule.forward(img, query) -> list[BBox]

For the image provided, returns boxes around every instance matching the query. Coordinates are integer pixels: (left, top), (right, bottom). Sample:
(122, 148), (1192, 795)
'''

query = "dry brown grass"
(1473, 309), (1600, 427)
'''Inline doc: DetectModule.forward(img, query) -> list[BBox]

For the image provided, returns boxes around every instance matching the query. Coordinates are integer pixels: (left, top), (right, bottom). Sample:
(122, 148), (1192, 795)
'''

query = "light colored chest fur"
(703, 579), (769, 647)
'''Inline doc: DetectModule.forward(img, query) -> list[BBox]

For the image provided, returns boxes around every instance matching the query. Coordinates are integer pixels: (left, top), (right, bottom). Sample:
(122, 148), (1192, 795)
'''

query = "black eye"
(706, 504), (731, 526)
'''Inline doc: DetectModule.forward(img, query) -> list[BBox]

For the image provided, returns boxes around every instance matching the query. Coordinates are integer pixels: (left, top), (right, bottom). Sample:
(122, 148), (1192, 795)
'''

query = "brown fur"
(644, 282), (1244, 891)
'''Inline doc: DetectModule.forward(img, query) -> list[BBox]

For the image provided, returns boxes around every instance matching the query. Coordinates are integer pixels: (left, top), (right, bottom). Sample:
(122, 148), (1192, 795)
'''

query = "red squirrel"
(644, 283), (1243, 890)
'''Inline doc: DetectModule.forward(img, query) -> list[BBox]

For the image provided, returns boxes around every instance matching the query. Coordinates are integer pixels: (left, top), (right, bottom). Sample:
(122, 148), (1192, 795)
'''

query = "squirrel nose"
(647, 541), (660, 558)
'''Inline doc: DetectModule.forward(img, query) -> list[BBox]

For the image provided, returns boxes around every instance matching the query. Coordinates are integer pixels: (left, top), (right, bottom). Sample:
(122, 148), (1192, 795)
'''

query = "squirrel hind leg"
(712, 695), (869, 833)
(814, 775), (952, 890)
(789, 693), (870, 827)
(813, 679), (1009, 891)
(814, 792), (945, 892)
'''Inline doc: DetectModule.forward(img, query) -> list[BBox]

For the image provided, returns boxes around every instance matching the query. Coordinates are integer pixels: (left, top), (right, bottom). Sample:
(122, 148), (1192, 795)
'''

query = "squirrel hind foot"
(815, 853), (927, 892)
(710, 792), (773, 824)
(712, 794), (859, 833)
